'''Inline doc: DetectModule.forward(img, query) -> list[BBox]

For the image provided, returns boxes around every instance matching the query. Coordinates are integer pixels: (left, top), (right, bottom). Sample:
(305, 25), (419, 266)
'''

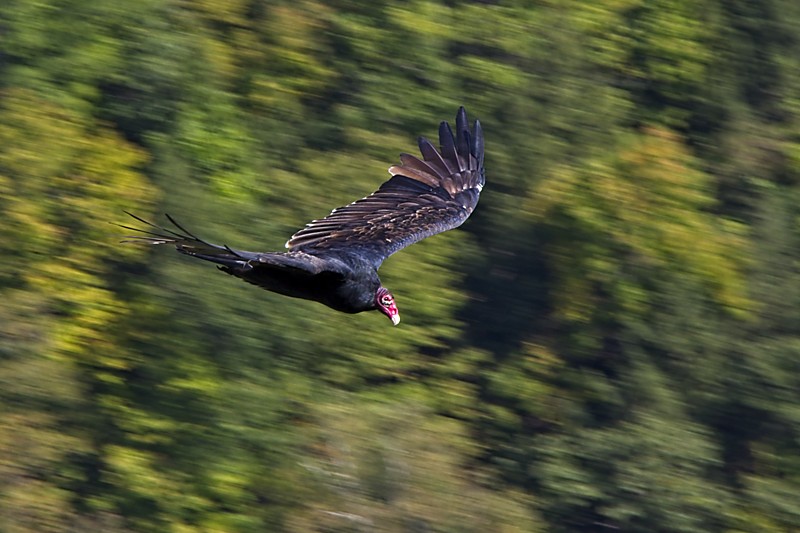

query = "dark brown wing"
(286, 107), (485, 267)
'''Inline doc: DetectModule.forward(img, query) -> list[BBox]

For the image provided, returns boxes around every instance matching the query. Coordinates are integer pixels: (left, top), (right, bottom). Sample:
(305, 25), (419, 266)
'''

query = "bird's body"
(120, 107), (485, 325)
(224, 249), (379, 314)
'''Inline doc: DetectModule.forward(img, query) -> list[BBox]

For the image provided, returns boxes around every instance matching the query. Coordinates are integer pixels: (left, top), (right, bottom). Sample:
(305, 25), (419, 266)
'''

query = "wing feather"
(399, 153), (441, 175)
(418, 137), (452, 176)
(286, 107), (485, 267)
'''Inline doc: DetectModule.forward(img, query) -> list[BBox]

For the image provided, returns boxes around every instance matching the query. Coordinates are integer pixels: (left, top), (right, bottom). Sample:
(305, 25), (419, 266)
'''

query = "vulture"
(120, 107), (485, 325)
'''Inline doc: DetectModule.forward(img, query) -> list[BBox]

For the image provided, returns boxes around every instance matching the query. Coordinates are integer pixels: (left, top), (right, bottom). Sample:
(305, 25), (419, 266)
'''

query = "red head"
(375, 287), (400, 326)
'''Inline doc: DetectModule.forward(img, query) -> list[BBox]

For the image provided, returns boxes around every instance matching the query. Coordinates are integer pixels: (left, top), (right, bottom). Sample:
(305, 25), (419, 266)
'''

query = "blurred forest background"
(2, 0), (800, 531)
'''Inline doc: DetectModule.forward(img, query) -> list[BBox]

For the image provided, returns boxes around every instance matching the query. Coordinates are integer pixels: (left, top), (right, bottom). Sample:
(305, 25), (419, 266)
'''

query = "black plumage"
(119, 107), (485, 325)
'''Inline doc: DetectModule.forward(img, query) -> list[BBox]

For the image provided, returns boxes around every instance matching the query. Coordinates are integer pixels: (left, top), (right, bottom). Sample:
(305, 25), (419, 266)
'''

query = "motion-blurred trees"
(1, 0), (799, 531)
(0, 86), (151, 530)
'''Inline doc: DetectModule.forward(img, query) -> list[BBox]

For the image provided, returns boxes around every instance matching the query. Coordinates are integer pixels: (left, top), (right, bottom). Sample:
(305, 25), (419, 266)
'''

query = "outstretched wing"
(286, 107), (485, 267)
(116, 212), (346, 277)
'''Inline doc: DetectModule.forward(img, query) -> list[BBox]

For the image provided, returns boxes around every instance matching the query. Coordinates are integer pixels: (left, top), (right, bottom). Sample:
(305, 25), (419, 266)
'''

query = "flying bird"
(120, 107), (485, 325)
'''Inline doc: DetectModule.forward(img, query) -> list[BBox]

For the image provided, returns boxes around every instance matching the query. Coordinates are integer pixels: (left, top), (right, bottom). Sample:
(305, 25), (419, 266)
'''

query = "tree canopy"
(1, 0), (799, 531)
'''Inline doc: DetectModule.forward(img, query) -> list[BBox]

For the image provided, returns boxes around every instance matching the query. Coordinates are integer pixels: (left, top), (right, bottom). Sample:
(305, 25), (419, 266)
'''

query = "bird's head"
(375, 287), (400, 326)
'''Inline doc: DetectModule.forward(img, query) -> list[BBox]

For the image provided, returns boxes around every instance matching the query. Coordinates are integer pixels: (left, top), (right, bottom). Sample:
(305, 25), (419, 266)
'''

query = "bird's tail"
(115, 212), (258, 268)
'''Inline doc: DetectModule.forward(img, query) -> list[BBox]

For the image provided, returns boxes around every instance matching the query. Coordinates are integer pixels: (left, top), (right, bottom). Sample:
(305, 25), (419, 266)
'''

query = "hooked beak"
(390, 313), (401, 326)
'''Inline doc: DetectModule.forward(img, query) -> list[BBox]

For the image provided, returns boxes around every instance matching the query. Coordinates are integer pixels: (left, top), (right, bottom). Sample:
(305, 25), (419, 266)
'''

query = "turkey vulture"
(120, 107), (484, 325)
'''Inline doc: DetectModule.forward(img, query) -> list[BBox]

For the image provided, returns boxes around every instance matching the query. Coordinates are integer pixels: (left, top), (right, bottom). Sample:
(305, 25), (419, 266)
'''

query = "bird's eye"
(381, 295), (392, 305)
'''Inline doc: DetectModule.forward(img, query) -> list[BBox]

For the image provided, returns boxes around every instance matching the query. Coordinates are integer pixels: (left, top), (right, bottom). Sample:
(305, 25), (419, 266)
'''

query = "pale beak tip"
(391, 314), (401, 326)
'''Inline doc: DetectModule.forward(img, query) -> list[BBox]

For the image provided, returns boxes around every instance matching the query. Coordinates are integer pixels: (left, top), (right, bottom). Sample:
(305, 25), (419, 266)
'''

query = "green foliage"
(531, 126), (749, 321)
(288, 395), (542, 533)
(0, 86), (152, 529)
(2, 0), (800, 531)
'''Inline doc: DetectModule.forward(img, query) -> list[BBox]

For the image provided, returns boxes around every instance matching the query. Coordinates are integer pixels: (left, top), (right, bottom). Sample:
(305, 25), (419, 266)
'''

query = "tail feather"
(115, 212), (257, 268)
